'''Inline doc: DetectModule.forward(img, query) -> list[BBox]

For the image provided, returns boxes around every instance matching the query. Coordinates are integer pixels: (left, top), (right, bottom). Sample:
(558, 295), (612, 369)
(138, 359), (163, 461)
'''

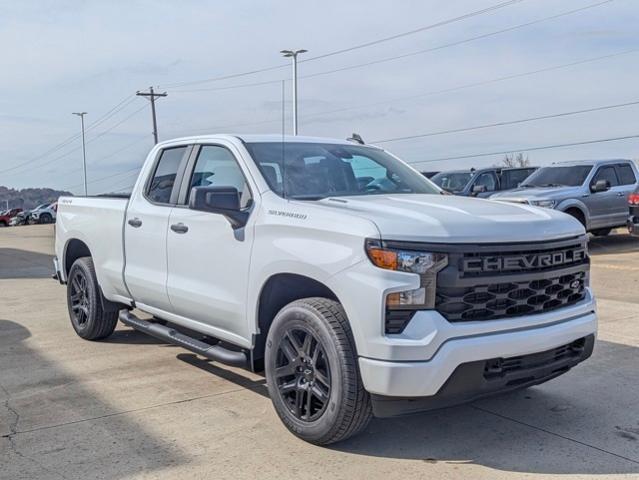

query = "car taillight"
(628, 193), (639, 205)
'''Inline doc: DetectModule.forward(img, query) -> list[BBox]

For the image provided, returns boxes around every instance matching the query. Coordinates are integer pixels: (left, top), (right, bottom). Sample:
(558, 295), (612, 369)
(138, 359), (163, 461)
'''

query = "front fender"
(556, 198), (590, 229)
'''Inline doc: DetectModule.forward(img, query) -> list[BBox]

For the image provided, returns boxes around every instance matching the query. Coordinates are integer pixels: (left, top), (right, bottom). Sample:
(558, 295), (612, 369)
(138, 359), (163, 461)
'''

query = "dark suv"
(430, 167), (537, 198)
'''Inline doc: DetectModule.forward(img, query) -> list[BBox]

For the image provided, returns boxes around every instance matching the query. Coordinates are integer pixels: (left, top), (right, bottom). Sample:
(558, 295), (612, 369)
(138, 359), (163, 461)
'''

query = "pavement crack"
(470, 404), (639, 466)
(1, 381), (69, 480)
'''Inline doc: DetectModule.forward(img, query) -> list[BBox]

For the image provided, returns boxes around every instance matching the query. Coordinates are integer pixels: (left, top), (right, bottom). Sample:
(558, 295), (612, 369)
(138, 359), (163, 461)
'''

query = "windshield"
(521, 165), (592, 188)
(244, 142), (440, 199)
(430, 172), (473, 192)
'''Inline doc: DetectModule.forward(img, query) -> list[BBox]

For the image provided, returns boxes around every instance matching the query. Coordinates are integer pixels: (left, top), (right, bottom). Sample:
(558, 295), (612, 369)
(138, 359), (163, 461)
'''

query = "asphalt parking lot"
(1, 225), (638, 479)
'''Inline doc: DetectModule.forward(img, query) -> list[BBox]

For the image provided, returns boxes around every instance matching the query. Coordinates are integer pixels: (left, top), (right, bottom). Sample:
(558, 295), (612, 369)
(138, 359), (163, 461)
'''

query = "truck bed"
(55, 196), (131, 303)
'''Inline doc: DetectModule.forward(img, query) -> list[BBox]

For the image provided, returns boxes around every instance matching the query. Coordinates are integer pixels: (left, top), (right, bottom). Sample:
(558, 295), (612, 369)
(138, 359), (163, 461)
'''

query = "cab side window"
(475, 172), (497, 192)
(147, 147), (188, 204)
(189, 145), (252, 209)
(592, 166), (619, 188)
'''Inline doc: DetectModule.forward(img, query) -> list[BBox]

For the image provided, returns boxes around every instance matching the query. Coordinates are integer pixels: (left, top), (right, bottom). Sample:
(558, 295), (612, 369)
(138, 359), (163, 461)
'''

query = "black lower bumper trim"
(371, 334), (595, 418)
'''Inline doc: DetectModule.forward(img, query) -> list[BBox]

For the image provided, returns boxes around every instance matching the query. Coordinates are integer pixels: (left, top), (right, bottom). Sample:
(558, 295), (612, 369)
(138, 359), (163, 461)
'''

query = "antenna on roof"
(347, 133), (365, 145)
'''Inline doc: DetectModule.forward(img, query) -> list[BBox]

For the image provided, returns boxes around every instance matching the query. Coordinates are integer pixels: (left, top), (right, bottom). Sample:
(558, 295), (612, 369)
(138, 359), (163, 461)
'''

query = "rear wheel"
(265, 297), (372, 445)
(591, 227), (612, 237)
(66, 257), (118, 340)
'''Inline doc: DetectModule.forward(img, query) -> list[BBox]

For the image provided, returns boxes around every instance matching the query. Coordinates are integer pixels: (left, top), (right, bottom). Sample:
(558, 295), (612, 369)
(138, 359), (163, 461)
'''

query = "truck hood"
(491, 186), (581, 200)
(315, 194), (583, 243)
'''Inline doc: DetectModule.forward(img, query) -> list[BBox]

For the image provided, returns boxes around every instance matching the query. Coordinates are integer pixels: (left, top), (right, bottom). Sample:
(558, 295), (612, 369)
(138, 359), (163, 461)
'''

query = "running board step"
(119, 310), (247, 368)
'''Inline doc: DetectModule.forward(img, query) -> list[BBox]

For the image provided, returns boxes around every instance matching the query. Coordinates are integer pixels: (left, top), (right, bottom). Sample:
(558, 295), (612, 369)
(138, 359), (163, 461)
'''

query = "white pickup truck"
(54, 134), (597, 444)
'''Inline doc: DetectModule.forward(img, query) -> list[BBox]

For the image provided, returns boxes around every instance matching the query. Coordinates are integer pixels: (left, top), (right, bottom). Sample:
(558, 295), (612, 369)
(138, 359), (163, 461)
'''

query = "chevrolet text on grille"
(462, 248), (587, 273)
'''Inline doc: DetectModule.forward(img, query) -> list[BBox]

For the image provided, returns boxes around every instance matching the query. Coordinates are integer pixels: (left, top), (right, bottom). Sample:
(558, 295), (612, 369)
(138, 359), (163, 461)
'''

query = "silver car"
(491, 159), (639, 236)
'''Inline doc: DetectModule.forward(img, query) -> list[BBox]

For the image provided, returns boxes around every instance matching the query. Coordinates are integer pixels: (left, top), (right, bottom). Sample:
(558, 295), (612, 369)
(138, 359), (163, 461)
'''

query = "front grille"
(437, 270), (587, 322)
(431, 236), (589, 323)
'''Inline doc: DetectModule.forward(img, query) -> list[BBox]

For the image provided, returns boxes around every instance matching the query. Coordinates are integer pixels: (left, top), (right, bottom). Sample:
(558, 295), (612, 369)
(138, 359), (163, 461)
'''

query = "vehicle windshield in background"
(244, 142), (440, 199)
(521, 165), (592, 188)
(430, 172), (472, 192)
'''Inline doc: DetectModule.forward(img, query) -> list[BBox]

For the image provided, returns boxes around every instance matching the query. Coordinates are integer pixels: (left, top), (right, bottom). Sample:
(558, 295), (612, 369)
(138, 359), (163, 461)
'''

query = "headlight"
(529, 199), (556, 208)
(365, 239), (448, 309)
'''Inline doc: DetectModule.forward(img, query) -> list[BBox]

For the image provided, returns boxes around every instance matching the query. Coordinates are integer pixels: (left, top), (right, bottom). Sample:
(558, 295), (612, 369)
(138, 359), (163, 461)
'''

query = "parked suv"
(491, 159), (639, 236)
(30, 203), (57, 224)
(0, 208), (23, 226)
(430, 167), (537, 197)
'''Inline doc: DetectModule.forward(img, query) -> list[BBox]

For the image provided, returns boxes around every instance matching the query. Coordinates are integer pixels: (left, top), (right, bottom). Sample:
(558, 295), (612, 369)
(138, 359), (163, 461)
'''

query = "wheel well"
(252, 273), (338, 371)
(64, 239), (91, 275)
(564, 207), (586, 228)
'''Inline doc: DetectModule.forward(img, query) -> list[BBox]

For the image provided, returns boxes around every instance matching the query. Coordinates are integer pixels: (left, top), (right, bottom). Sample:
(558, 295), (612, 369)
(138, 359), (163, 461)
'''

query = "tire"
(591, 227), (612, 237)
(265, 297), (372, 445)
(66, 257), (118, 340)
(565, 209), (586, 229)
(39, 213), (52, 224)
(0, 221), (6, 227)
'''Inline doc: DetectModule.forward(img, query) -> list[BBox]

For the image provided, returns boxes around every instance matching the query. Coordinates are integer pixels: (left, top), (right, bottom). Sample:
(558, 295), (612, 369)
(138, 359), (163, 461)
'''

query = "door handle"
(128, 217), (142, 228)
(170, 223), (189, 234)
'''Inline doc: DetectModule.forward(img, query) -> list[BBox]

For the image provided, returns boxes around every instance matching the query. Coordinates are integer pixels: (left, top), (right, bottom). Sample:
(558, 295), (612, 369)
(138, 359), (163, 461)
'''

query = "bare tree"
(501, 153), (530, 168)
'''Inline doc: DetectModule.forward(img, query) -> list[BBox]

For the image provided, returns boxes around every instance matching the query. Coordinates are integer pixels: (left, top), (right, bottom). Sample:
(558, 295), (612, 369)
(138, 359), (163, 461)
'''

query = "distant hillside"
(0, 186), (73, 210)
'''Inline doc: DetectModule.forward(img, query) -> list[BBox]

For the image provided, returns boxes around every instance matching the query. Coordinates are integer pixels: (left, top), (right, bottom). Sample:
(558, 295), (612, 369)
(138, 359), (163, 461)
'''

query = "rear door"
(613, 163), (638, 225)
(588, 165), (620, 229)
(124, 145), (190, 312)
(166, 143), (256, 344)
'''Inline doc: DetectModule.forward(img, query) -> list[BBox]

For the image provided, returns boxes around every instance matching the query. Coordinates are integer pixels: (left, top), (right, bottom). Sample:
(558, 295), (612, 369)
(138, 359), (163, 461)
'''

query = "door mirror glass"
(189, 186), (248, 228)
(591, 179), (610, 193)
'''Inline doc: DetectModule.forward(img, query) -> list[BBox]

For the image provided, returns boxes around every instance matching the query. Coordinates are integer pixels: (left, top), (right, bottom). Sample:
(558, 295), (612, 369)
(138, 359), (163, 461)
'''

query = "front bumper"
(370, 334), (594, 417)
(358, 306), (597, 398)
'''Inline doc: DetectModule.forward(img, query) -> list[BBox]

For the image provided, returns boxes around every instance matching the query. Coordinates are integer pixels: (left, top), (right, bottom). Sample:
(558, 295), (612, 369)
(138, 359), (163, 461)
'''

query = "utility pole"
(72, 112), (88, 196)
(280, 49), (307, 135)
(136, 86), (167, 144)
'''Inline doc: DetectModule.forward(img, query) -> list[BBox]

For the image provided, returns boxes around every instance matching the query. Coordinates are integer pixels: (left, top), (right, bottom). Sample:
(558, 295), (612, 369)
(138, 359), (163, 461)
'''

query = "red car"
(0, 208), (23, 226)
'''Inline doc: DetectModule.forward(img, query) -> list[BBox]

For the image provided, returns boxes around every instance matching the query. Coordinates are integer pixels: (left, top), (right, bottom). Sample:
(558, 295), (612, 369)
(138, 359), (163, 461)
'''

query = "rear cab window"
(616, 163), (637, 186)
(146, 146), (189, 204)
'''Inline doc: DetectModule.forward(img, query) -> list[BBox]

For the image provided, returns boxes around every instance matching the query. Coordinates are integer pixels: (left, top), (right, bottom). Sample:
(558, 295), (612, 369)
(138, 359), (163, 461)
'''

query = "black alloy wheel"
(274, 327), (331, 422)
(69, 269), (90, 328)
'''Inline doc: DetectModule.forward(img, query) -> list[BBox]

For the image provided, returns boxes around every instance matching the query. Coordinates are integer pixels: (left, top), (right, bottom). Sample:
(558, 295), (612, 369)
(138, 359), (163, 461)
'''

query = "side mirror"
(472, 185), (487, 196)
(189, 186), (249, 229)
(590, 179), (610, 193)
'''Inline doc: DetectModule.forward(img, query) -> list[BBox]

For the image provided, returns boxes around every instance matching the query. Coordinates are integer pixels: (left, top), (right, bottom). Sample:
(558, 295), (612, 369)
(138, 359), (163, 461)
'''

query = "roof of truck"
(161, 134), (359, 146)
(552, 158), (633, 166)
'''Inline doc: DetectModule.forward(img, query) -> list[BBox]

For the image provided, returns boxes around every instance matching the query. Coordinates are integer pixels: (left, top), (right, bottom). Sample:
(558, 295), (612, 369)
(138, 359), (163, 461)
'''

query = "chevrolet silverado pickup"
(54, 135), (597, 445)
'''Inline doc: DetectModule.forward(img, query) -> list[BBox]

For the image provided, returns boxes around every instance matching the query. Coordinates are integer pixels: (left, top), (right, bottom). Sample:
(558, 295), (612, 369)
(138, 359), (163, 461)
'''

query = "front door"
(124, 145), (190, 312)
(166, 144), (255, 345)
(586, 165), (620, 229)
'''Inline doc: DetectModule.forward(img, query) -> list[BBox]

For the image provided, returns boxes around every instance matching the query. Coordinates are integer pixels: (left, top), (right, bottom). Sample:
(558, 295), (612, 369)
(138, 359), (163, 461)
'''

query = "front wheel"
(265, 297), (372, 445)
(39, 213), (52, 224)
(66, 257), (118, 340)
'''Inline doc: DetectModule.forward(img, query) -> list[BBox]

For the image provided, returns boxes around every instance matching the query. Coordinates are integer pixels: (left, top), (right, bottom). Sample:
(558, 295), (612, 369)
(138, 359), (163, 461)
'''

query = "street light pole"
(280, 49), (307, 136)
(72, 112), (88, 196)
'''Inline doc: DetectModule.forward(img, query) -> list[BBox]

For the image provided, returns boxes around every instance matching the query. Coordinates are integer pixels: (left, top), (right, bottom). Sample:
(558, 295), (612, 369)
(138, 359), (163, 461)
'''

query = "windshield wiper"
(288, 194), (327, 200)
(539, 183), (566, 187)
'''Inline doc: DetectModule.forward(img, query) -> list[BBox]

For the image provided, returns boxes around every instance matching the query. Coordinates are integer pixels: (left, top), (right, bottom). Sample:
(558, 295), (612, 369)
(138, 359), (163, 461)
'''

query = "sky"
(0, 0), (638, 194)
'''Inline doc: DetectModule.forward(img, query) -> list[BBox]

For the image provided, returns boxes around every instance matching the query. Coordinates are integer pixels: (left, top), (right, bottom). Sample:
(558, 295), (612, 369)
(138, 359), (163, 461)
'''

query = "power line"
(372, 99), (639, 143)
(0, 95), (137, 175)
(169, 0), (610, 95)
(12, 102), (149, 178)
(159, 0), (526, 89)
(302, 0), (526, 63)
(300, 0), (614, 80)
(411, 134), (639, 164)
(295, 47), (639, 123)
